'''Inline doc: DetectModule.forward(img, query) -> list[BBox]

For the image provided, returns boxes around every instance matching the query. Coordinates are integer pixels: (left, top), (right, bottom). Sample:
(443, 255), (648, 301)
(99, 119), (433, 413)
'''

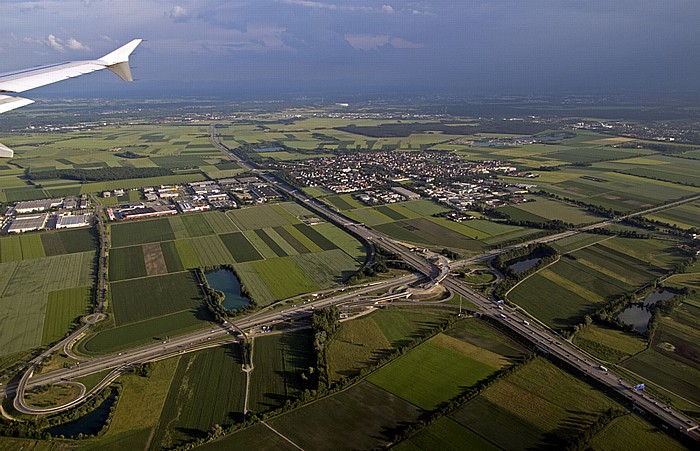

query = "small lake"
(47, 389), (117, 438)
(205, 268), (251, 311)
(617, 289), (676, 333)
(509, 257), (541, 274)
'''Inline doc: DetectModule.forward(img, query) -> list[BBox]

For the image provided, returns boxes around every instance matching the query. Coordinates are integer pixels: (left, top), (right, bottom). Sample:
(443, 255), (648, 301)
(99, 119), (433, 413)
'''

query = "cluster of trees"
(114, 150), (148, 159)
(492, 244), (559, 300)
(565, 408), (626, 451)
(336, 121), (551, 138)
(440, 248), (461, 260)
(311, 306), (340, 390)
(26, 166), (173, 182)
(347, 246), (416, 284)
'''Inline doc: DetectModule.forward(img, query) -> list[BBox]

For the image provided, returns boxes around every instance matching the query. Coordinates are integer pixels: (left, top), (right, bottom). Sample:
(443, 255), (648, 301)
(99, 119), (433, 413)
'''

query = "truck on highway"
(599, 365), (608, 372)
(523, 320), (530, 325)
(499, 313), (507, 319)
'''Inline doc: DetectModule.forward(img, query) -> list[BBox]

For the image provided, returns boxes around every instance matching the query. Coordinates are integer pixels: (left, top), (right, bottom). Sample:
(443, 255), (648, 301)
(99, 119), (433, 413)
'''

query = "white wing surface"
(0, 39), (142, 157)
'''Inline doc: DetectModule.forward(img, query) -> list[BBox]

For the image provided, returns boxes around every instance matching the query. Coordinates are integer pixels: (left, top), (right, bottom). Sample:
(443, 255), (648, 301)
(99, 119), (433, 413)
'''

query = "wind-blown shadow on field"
(255, 331), (315, 412)
(530, 409), (600, 450)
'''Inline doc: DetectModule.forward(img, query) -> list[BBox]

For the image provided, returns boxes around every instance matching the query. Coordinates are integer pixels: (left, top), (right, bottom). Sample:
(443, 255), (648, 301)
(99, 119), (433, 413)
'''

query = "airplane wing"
(0, 39), (142, 157)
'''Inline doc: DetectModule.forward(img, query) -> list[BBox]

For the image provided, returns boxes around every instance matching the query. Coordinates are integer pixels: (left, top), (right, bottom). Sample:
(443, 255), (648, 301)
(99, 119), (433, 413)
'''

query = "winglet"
(98, 39), (143, 82)
(0, 143), (14, 159)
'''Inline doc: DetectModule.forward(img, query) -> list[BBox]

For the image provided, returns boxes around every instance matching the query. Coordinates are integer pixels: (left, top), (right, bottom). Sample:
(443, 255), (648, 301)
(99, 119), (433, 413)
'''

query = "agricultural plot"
(267, 381), (423, 450)
(151, 345), (247, 449)
(645, 201), (700, 229)
(328, 314), (392, 380)
(204, 211), (239, 234)
(41, 228), (96, 256)
(395, 416), (500, 451)
(109, 246), (147, 281)
(110, 271), (204, 325)
(376, 217), (483, 250)
(174, 239), (200, 268)
(181, 214), (215, 237)
(367, 333), (507, 410)
(81, 310), (210, 354)
(535, 169), (700, 213)
(0, 234), (47, 262)
(498, 197), (604, 225)
(622, 302), (700, 406)
(0, 293), (46, 355)
(198, 423), (296, 450)
(249, 330), (315, 413)
(111, 218), (175, 247)
(227, 204), (297, 230)
(588, 414), (686, 450)
(450, 358), (618, 450)
(160, 241), (185, 272)
(219, 232), (264, 263)
(250, 257), (319, 300)
(99, 357), (179, 448)
(1, 252), (93, 297)
(292, 249), (360, 287)
(41, 286), (91, 344)
(372, 308), (452, 347)
(232, 263), (276, 306)
(190, 235), (235, 266)
(509, 238), (677, 329)
(573, 323), (646, 363)
(143, 243), (168, 276)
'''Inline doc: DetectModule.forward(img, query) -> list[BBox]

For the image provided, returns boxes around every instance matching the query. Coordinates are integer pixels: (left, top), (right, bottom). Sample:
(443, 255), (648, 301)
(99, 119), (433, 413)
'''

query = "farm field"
(0, 124), (228, 201)
(644, 200), (700, 229)
(587, 413), (686, 450)
(110, 271), (204, 325)
(394, 416), (500, 451)
(367, 333), (510, 410)
(0, 250), (94, 356)
(249, 330), (315, 414)
(80, 309), (212, 354)
(572, 323), (647, 363)
(267, 381), (423, 450)
(105, 205), (365, 331)
(151, 345), (247, 449)
(90, 357), (180, 449)
(498, 196), (604, 225)
(621, 301), (700, 408)
(508, 237), (684, 329)
(448, 358), (620, 449)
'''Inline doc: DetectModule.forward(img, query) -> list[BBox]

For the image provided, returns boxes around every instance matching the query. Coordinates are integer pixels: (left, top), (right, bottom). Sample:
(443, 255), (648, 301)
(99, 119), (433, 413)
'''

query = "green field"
(41, 286), (91, 344)
(449, 358), (619, 449)
(267, 381), (423, 450)
(498, 197), (604, 225)
(109, 246), (147, 281)
(110, 271), (204, 325)
(81, 309), (211, 354)
(0, 251), (94, 355)
(573, 323), (647, 363)
(367, 333), (507, 410)
(395, 416), (500, 451)
(249, 330), (315, 413)
(111, 218), (176, 247)
(588, 413), (686, 450)
(250, 257), (320, 300)
(151, 345), (246, 449)
(509, 237), (682, 329)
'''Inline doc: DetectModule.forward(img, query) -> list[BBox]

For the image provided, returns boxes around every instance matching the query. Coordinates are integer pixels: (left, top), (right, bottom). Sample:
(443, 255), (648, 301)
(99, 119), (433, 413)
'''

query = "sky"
(1, 0), (699, 98)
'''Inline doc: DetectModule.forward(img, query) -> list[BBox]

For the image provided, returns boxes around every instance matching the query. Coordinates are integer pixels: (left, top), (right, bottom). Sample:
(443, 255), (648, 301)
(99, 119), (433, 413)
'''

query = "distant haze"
(1, 1), (699, 97)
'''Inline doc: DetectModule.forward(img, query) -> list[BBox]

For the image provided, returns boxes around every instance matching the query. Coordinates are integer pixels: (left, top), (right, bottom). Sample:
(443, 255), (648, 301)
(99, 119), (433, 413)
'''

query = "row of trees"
(26, 166), (173, 182)
(311, 306), (341, 390)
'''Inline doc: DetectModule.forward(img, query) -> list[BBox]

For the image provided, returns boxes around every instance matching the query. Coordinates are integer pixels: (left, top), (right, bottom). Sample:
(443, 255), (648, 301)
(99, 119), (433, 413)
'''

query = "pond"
(617, 289), (676, 333)
(509, 257), (541, 274)
(205, 268), (251, 311)
(254, 146), (283, 153)
(47, 389), (117, 438)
